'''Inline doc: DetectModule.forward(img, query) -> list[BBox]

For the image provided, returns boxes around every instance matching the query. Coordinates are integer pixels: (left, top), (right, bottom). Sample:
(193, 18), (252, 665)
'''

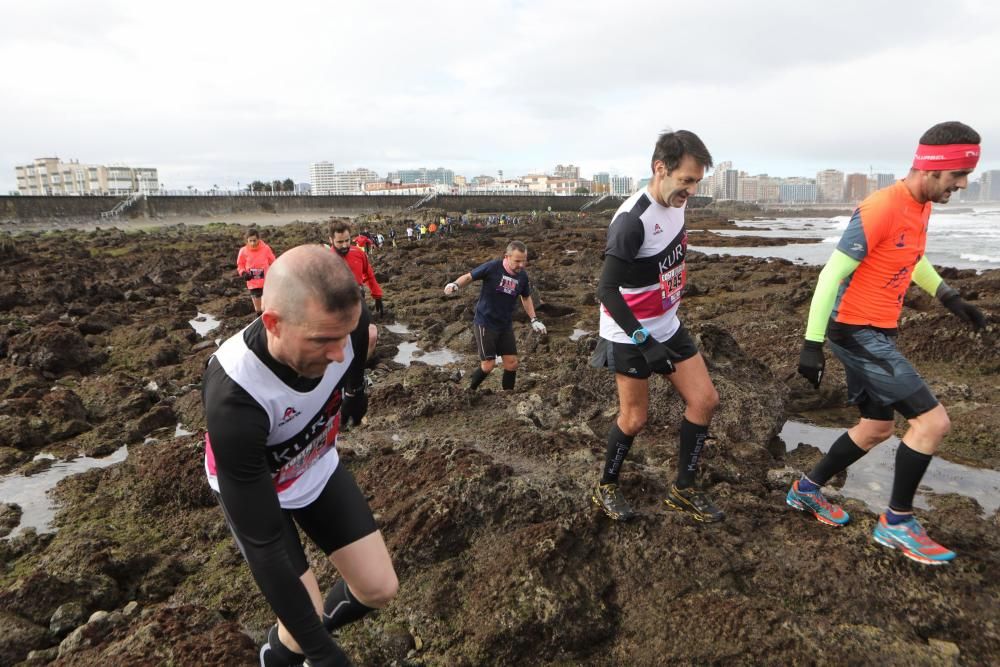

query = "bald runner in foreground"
(203, 245), (398, 667)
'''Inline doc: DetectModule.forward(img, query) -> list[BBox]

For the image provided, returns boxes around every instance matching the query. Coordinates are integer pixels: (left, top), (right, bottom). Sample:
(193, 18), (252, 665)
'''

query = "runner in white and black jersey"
(203, 245), (398, 667)
(590, 129), (724, 523)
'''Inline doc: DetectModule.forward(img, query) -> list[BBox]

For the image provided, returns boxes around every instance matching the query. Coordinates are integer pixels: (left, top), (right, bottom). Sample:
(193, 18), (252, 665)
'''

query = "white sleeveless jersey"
(204, 329), (353, 509)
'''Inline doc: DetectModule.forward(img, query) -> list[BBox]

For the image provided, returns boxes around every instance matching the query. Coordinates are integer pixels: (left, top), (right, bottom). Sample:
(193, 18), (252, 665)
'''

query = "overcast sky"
(2, 0), (998, 192)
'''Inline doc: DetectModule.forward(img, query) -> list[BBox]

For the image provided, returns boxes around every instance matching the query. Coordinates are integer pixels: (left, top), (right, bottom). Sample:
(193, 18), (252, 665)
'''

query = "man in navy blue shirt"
(444, 241), (547, 391)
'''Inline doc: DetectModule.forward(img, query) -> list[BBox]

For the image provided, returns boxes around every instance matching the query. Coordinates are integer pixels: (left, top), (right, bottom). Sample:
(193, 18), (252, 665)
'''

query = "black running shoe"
(664, 484), (725, 523)
(592, 482), (637, 521)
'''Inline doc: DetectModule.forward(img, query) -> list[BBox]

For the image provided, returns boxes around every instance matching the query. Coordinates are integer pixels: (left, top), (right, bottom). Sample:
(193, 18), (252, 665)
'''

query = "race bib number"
(497, 275), (519, 295)
(660, 263), (686, 310)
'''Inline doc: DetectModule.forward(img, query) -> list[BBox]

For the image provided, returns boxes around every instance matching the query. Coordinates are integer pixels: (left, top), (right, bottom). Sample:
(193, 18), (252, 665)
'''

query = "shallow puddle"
(0, 446), (129, 537)
(569, 329), (592, 341)
(393, 342), (461, 367)
(781, 421), (1000, 515)
(384, 323), (412, 335)
(189, 312), (220, 336)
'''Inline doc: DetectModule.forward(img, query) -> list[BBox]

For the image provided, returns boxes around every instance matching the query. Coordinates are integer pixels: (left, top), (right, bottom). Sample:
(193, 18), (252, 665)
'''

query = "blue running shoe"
(872, 514), (956, 565)
(785, 479), (849, 527)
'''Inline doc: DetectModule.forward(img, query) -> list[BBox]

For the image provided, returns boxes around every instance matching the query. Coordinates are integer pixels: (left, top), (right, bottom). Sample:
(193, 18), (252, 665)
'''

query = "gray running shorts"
(827, 324), (938, 420)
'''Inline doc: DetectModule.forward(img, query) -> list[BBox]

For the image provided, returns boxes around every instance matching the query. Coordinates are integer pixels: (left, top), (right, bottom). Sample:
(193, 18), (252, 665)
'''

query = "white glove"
(531, 318), (547, 334)
(444, 282), (459, 295)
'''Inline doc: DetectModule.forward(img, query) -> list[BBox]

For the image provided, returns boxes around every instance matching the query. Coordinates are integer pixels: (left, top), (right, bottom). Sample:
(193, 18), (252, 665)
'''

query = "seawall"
(0, 193), (634, 224)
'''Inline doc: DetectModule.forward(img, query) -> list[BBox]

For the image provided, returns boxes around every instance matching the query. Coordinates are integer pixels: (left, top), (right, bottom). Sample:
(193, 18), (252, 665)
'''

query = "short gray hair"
(505, 240), (527, 256)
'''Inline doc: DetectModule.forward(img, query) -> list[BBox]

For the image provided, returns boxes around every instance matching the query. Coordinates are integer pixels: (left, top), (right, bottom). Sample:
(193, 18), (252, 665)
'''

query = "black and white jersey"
(204, 319), (356, 509)
(599, 189), (687, 344)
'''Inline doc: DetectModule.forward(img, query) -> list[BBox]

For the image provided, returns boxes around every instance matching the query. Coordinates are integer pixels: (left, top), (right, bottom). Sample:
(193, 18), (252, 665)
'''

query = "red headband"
(912, 143), (980, 171)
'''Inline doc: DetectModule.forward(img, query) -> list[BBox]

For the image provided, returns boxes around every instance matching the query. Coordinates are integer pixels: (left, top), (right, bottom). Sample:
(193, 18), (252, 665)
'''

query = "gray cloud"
(1, 0), (997, 192)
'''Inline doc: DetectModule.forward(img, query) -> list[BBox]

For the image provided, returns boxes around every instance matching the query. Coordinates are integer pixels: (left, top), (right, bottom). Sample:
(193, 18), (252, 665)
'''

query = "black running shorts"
(217, 463), (378, 577)
(590, 322), (699, 379)
(827, 323), (939, 420)
(473, 323), (517, 360)
(249, 287), (264, 298)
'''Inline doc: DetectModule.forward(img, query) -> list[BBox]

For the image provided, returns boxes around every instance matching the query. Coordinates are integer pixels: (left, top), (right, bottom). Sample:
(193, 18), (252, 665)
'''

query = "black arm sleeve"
(597, 253), (644, 337)
(204, 360), (339, 662)
(343, 301), (371, 391)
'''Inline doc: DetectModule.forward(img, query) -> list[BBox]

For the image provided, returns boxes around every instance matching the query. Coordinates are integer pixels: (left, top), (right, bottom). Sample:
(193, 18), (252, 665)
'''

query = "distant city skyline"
(12, 155), (1000, 204)
(2, 1), (998, 195)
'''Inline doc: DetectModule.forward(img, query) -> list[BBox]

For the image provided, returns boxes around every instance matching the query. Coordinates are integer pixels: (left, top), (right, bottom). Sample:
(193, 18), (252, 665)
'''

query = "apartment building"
(387, 167), (454, 186)
(15, 157), (159, 195)
(553, 164), (580, 179)
(309, 162), (336, 195)
(309, 163), (381, 195)
(816, 169), (845, 203)
(844, 173), (870, 203)
(609, 175), (635, 196)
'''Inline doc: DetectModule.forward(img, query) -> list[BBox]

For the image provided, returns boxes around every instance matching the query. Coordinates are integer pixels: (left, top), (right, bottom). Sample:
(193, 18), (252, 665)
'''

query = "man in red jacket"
(329, 220), (384, 317)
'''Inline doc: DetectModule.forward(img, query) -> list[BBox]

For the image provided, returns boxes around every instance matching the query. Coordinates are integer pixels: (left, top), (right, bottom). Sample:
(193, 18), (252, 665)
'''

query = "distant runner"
(204, 245), (397, 666)
(791, 121), (987, 565)
(236, 227), (276, 316)
(354, 232), (374, 256)
(590, 130), (724, 524)
(444, 240), (546, 392)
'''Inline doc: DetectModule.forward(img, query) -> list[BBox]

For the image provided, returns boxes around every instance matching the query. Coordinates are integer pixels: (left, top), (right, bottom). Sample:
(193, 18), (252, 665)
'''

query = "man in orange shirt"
(791, 121), (987, 565)
(236, 228), (276, 316)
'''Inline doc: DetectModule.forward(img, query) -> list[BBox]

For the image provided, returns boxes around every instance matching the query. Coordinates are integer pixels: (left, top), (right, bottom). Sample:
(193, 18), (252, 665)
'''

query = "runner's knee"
(702, 386), (720, 414)
(502, 357), (518, 371)
(912, 409), (951, 441)
(685, 387), (719, 422)
(351, 571), (399, 609)
(481, 359), (496, 373)
(852, 420), (895, 449)
(617, 412), (647, 435)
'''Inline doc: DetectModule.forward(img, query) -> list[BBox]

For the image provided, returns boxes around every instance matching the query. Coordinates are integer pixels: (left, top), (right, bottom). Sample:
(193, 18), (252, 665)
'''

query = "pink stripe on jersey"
(602, 287), (666, 320)
(205, 433), (217, 475)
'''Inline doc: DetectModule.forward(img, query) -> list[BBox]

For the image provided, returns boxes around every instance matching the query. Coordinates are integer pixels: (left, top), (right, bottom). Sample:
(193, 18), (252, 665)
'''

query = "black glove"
(340, 387), (368, 429)
(374, 298), (384, 315)
(940, 292), (987, 330)
(240, 271), (251, 281)
(638, 337), (675, 375)
(798, 340), (825, 389)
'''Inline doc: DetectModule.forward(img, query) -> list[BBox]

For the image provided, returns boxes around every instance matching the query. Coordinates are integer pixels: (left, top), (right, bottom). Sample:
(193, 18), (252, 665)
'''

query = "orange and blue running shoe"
(872, 514), (956, 565)
(785, 479), (849, 527)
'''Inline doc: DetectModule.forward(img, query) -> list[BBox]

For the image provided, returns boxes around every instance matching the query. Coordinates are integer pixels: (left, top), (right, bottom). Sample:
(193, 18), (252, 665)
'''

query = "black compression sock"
(323, 579), (375, 632)
(260, 624), (305, 667)
(889, 441), (932, 513)
(501, 369), (516, 390)
(601, 423), (635, 484)
(468, 367), (488, 390)
(807, 431), (868, 486)
(675, 418), (709, 489)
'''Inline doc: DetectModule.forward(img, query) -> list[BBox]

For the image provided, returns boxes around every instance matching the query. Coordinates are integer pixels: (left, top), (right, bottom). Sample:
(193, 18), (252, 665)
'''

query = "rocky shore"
(0, 210), (997, 665)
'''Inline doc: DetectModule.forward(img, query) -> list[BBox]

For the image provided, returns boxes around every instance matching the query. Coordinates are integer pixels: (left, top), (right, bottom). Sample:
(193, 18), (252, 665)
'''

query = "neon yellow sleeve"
(911, 255), (944, 295)
(805, 250), (861, 342)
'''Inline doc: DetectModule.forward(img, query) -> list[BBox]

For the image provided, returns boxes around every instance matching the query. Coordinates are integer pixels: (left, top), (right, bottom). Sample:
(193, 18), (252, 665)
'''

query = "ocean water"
(780, 421), (1000, 516)
(691, 205), (1000, 271)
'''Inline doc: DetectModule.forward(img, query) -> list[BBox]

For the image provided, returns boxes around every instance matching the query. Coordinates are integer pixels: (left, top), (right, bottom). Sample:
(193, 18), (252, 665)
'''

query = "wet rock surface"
(0, 211), (997, 664)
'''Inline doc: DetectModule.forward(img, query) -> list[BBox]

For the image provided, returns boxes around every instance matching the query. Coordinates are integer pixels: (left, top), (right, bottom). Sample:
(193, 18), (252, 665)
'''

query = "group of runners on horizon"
(213, 121), (988, 666)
